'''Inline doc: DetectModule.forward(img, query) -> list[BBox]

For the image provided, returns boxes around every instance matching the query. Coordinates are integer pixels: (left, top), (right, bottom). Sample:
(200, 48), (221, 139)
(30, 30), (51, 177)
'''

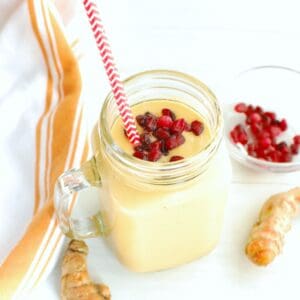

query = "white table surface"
(28, 0), (300, 299)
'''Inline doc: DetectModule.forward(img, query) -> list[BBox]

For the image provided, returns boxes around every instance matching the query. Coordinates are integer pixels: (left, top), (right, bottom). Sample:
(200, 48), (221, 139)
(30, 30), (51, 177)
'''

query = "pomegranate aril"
(136, 115), (146, 127)
(230, 124), (243, 143)
(268, 126), (281, 138)
(149, 140), (161, 151)
(144, 114), (157, 131)
(234, 102), (247, 113)
(258, 137), (272, 149)
(254, 106), (263, 114)
(154, 128), (170, 140)
(170, 156), (184, 162)
(261, 115), (272, 126)
(140, 132), (152, 145)
(276, 142), (289, 153)
(235, 124), (244, 132)
(160, 140), (169, 155)
(293, 135), (300, 145)
(148, 149), (162, 162)
(256, 148), (266, 159)
(165, 134), (185, 150)
(230, 124), (248, 145)
(264, 111), (276, 121)
(257, 130), (270, 140)
(280, 152), (292, 163)
(264, 146), (278, 162)
(157, 115), (173, 128)
(238, 131), (248, 145)
(250, 123), (261, 136)
(269, 151), (281, 163)
(191, 120), (204, 136)
(162, 108), (176, 121)
(165, 135), (177, 150)
(171, 118), (186, 134)
(134, 145), (144, 152)
(279, 119), (288, 131)
(270, 119), (280, 127)
(290, 143), (299, 155)
(230, 130), (239, 144)
(246, 105), (255, 116)
(248, 112), (262, 124)
(133, 151), (147, 160)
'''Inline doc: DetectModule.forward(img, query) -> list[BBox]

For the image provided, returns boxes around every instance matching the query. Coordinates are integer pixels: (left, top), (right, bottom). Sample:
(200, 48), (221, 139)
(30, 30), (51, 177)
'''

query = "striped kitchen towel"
(0, 0), (99, 298)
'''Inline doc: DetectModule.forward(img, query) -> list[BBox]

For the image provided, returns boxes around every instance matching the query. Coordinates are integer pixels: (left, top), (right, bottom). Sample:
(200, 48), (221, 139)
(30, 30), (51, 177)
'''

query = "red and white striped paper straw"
(83, 0), (140, 145)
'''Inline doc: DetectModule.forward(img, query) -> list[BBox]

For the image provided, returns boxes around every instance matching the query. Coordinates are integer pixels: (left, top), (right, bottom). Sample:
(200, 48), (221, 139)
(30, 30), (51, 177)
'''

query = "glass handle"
(54, 156), (104, 239)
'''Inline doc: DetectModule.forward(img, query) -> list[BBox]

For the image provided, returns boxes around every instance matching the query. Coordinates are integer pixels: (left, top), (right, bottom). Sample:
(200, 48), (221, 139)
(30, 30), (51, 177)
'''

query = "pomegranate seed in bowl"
(229, 102), (300, 164)
(293, 135), (300, 145)
(290, 143), (299, 155)
(234, 102), (247, 113)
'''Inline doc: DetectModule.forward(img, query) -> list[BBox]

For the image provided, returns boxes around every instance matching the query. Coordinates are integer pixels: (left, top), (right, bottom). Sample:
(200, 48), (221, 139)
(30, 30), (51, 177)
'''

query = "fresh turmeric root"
(61, 239), (111, 300)
(245, 187), (300, 266)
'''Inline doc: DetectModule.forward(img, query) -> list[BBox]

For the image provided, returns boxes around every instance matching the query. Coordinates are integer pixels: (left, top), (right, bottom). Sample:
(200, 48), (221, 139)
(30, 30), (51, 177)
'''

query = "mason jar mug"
(54, 70), (231, 272)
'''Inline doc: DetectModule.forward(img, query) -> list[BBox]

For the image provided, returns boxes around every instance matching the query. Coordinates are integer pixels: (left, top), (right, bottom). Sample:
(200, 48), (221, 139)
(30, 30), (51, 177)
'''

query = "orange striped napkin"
(0, 0), (90, 298)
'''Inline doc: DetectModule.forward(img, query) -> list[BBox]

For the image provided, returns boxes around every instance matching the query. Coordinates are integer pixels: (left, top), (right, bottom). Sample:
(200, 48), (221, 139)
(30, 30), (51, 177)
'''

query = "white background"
(30, 0), (300, 299)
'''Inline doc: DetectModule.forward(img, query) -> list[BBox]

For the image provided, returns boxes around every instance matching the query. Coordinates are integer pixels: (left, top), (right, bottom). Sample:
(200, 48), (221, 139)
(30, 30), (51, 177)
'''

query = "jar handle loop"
(54, 156), (104, 239)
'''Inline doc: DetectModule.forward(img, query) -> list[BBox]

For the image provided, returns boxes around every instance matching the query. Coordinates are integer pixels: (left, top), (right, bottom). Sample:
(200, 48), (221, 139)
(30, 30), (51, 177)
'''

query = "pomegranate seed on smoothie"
(113, 100), (211, 163)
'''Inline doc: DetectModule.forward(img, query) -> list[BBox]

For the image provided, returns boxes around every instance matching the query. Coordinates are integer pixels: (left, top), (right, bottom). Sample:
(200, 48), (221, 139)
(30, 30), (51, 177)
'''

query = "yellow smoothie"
(92, 99), (230, 272)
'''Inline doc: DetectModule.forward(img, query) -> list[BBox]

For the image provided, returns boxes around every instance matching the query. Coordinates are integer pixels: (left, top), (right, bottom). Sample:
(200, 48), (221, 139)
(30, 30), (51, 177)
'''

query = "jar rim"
(99, 69), (223, 184)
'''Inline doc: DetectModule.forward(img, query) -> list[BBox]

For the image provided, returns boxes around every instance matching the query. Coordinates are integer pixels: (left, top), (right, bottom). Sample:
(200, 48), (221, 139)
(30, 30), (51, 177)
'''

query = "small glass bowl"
(224, 65), (300, 173)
